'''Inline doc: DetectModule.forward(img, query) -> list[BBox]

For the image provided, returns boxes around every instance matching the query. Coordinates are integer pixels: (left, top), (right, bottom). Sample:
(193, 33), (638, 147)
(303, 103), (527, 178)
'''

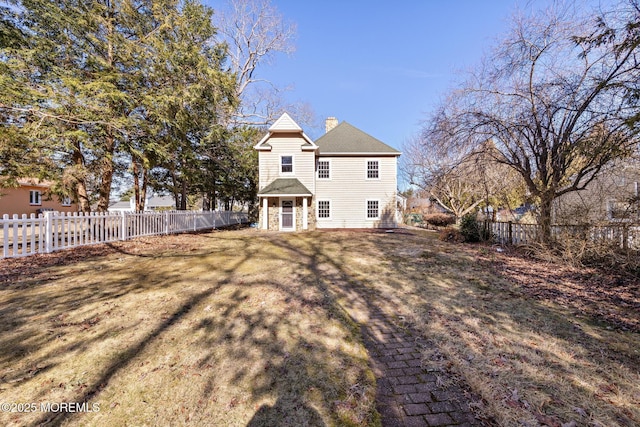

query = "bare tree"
(215, 0), (313, 125)
(402, 130), (522, 222)
(426, 1), (640, 241)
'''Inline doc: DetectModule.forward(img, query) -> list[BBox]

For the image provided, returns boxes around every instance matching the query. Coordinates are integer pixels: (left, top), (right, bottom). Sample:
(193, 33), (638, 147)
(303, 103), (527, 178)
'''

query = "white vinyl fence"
(1, 210), (248, 259)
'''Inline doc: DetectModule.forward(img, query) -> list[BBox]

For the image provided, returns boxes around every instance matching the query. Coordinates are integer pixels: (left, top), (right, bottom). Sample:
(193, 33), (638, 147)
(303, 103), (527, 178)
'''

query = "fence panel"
(1, 210), (248, 259)
(1, 214), (46, 258)
(485, 220), (638, 249)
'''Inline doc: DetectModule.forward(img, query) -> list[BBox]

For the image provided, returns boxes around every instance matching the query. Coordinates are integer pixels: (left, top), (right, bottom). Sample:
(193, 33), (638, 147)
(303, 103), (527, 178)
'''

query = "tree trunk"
(96, 10), (116, 213)
(71, 141), (91, 213)
(132, 160), (148, 212)
(133, 160), (141, 212)
(96, 131), (115, 212)
(140, 168), (148, 212)
(180, 180), (187, 210)
(538, 191), (555, 244)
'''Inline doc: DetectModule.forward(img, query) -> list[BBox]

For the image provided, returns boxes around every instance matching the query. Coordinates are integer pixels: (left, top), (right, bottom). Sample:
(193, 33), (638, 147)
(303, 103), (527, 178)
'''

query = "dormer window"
(281, 155), (293, 174)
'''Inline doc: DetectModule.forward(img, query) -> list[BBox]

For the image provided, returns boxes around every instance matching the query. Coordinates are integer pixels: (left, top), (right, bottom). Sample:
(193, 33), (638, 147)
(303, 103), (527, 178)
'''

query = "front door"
(280, 199), (295, 231)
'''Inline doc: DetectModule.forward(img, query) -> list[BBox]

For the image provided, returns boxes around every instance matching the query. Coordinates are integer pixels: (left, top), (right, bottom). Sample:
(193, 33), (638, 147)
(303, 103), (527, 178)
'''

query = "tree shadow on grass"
(1, 230), (379, 426)
(360, 230), (640, 426)
(247, 393), (325, 427)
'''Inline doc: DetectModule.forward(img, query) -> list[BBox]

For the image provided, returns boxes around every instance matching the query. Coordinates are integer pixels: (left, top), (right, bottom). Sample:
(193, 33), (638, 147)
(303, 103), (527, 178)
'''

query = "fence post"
(508, 221), (513, 245)
(2, 214), (8, 258)
(121, 211), (127, 241)
(44, 211), (54, 253)
(165, 211), (170, 235)
(623, 224), (629, 251)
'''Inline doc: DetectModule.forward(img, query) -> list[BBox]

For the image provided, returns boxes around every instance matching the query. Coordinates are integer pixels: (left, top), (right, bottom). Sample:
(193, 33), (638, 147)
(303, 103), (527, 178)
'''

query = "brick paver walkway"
(359, 311), (486, 426)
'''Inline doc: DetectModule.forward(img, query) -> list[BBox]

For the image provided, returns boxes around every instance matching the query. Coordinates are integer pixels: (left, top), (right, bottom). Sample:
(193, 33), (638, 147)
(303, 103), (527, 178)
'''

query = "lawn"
(0, 228), (638, 426)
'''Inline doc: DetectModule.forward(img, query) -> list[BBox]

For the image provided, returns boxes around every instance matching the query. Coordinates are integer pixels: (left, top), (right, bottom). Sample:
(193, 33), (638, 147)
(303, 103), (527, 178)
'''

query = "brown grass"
(0, 231), (377, 427)
(334, 229), (640, 427)
(1, 228), (638, 427)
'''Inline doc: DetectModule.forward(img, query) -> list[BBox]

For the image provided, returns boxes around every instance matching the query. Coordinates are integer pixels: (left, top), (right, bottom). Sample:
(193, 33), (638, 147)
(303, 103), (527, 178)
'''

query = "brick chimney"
(325, 117), (338, 133)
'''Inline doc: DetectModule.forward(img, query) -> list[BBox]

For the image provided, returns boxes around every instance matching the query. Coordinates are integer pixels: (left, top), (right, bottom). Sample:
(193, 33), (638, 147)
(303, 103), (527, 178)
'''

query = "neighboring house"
(0, 178), (77, 217)
(407, 197), (449, 214)
(553, 160), (640, 224)
(254, 113), (401, 231)
(108, 194), (175, 213)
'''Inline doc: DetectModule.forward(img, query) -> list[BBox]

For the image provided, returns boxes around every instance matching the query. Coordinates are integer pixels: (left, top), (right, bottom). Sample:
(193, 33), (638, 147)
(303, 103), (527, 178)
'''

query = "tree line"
(0, 0), (296, 214)
(404, 0), (640, 242)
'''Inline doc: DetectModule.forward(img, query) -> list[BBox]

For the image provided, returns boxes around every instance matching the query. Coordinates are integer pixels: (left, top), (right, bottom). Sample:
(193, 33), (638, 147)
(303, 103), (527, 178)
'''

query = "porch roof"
(258, 178), (312, 197)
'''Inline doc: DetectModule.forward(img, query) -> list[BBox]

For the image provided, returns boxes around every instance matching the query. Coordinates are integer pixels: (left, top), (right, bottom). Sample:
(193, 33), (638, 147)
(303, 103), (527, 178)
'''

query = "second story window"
(61, 197), (72, 206)
(317, 160), (330, 179)
(367, 160), (379, 179)
(29, 190), (41, 206)
(281, 155), (293, 174)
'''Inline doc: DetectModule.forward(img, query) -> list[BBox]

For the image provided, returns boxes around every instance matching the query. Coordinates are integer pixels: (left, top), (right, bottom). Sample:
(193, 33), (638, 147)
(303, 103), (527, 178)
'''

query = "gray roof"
(258, 178), (312, 196)
(147, 195), (174, 208)
(315, 122), (400, 155)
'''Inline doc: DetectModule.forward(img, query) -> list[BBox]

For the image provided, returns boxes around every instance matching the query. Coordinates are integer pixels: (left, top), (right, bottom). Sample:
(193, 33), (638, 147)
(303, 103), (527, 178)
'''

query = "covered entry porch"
(257, 178), (313, 231)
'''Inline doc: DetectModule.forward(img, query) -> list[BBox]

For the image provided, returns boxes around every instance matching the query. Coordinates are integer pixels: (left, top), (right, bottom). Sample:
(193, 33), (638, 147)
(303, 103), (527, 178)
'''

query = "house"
(108, 194), (176, 213)
(254, 113), (401, 231)
(553, 159), (640, 224)
(0, 178), (77, 217)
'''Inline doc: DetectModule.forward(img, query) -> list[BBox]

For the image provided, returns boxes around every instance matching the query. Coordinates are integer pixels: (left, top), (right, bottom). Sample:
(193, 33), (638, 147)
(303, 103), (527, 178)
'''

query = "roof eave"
(258, 193), (313, 197)
(318, 152), (401, 156)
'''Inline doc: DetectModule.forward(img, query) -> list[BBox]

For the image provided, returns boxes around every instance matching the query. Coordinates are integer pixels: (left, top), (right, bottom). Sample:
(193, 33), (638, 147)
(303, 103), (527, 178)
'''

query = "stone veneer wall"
(293, 197), (315, 231)
(307, 198), (317, 230)
(268, 204), (279, 230)
(260, 197), (316, 231)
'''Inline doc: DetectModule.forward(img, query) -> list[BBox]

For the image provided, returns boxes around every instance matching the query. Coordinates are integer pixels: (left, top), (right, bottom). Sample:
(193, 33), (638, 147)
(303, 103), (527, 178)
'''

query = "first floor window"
(29, 190), (41, 205)
(367, 200), (379, 219)
(281, 155), (293, 173)
(61, 196), (72, 206)
(318, 200), (330, 219)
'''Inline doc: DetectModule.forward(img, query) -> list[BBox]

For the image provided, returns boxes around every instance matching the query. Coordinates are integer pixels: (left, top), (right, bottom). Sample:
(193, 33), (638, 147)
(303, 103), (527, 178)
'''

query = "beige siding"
(258, 133), (315, 194)
(315, 156), (398, 228)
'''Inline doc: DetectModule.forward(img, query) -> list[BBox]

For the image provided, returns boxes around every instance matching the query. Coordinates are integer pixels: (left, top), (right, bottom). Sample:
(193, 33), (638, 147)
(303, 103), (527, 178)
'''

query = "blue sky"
(209, 0), (607, 149)
(221, 0), (544, 147)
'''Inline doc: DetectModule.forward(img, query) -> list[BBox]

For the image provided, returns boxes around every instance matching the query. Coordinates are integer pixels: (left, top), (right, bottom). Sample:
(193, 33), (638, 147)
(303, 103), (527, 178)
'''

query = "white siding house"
(255, 113), (401, 230)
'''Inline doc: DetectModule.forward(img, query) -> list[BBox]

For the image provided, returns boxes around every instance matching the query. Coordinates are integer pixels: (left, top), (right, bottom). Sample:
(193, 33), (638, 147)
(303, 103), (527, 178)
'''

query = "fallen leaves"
(474, 246), (640, 333)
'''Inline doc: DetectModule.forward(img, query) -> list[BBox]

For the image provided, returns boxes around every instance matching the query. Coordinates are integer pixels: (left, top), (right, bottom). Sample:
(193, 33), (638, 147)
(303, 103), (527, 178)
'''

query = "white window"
(29, 190), (41, 205)
(317, 160), (330, 179)
(366, 199), (380, 219)
(366, 160), (379, 179)
(61, 196), (72, 206)
(281, 155), (293, 174)
(317, 200), (331, 219)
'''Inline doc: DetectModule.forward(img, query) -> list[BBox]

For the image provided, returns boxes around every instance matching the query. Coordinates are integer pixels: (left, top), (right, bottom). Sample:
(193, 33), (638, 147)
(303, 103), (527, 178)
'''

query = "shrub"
(424, 213), (456, 227)
(438, 227), (464, 242)
(459, 213), (481, 242)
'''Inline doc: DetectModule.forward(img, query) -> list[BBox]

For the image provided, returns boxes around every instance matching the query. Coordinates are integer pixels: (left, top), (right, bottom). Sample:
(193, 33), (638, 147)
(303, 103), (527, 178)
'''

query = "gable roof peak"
(269, 112), (302, 132)
(254, 112), (318, 151)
